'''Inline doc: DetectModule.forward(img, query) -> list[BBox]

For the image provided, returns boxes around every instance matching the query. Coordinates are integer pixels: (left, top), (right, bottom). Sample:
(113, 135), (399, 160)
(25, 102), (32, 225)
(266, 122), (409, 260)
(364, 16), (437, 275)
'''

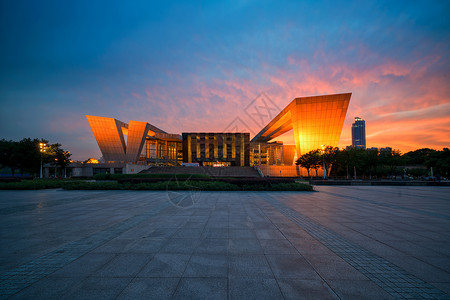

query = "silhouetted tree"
(0, 138), (70, 177)
(402, 148), (436, 165)
(322, 146), (338, 178)
(425, 148), (450, 177)
(296, 150), (321, 178)
(380, 149), (402, 176)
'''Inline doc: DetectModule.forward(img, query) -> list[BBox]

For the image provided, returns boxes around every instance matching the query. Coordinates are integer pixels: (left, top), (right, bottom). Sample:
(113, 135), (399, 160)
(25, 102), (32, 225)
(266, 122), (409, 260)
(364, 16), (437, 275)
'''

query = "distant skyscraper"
(352, 117), (366, 148)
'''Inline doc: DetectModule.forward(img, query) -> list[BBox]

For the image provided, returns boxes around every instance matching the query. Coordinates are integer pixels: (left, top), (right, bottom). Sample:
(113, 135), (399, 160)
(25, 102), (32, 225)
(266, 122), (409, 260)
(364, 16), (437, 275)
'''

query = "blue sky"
(1, 0), (449, 160)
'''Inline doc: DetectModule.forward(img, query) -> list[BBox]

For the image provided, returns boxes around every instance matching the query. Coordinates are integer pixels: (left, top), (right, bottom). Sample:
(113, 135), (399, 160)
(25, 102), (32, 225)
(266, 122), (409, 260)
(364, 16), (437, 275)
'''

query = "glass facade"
(252, 93), (351, 156)
(86, 115), (181, 165)
(250, 142), (284, 166)
(143, 139), (183, 165)
(86, 115), (128, 162)
(182, 133), (250, 166)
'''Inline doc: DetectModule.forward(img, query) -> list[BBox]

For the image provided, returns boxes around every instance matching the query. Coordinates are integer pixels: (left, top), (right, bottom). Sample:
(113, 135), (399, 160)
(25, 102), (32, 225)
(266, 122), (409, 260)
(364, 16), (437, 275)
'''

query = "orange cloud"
(134, 51), (449, 154)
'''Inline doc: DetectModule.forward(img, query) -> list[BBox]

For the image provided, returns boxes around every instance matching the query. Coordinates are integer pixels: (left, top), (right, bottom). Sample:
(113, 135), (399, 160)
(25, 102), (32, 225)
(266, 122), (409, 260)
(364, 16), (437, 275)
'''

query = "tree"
(16, 138), (43, 175)
(380, 149), (402, 176)
(402, 148), (436, 165)
(0, 139), (20, 175)
(322, 146), (338, 178)
(0, 138), (70, 177)
(346, 148), (365, 179)
(53, 145), (72, 177)
(425, 148), (450, 177)
(333, 148), (350, 178)
(296, 150), (321, 178)
(363, 149), (379, 179)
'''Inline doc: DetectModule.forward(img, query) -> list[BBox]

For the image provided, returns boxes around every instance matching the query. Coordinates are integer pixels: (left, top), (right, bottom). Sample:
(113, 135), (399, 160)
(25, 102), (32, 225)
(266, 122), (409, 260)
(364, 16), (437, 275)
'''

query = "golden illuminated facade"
(252, 93), (351, 157)
(86, 116), (128, 162)
(250, 141), (283, 166)
(87, 93), (350, 167)
(182, 133), (250, 166)
(86, 115), (182, 164)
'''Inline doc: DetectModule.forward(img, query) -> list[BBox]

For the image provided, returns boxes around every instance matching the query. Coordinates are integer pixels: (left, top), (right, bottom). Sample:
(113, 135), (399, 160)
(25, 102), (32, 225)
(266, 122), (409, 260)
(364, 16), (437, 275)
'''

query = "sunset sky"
(1, 0), (449, 160)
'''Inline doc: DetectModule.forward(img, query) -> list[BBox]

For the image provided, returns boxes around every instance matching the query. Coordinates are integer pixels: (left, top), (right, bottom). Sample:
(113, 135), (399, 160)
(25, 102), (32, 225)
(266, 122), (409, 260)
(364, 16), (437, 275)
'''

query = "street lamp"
(54, 158), (58, 178)
(39, 142), (47, 178)
(321, 145), (326, 179)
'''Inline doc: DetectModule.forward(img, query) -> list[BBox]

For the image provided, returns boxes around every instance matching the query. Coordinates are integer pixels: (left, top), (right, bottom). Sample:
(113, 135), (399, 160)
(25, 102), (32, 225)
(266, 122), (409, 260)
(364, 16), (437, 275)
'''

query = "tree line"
(0, 138), (71, 177)
(296, 147), (449, 179)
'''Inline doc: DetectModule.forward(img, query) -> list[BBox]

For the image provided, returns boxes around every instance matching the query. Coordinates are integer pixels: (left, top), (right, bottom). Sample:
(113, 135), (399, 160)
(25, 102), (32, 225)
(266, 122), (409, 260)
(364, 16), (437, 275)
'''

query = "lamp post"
(39, 142), (47, 178)
(321, 145), (326, 179)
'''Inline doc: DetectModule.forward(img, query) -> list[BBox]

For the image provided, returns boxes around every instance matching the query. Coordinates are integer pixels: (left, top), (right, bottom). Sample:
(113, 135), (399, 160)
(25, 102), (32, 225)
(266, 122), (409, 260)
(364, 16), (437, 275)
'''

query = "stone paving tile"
(265, 189), (450, 299)
(195, 238), (228, 254)
(229, 278), (283, 300)
(228, 238), (263, 254)
(90, 238), (137, 253)
(126, 238), (168, 253)
(137, 253), (190, 278)
(63, 277), (132, 299)
(183, 254), (228, 277)
(49, 253), (115, 278)
(159, 238), (200, 254)
(276, 279), (337, 300)
(171, 228), (204, 239)
(228, 254), (273, 279)
(9, 277), (79, 300)
(93, 253), (153, 278)
(204, 221), (228, 228)
(141, 228), (177, 239)
(254, 229), (286, 240)
(266, 254), (322, 280)
(289, 238), (335, 256)
(228, 229), (257, 239)
(200, 228), (228, 239)
(303, 254), (368, 280)
(172, 278), (228, 300)
(1, 188), (450, 299)
(327, 279), (395, 300)
(116, 277), (179, 300)
(259, 239), (298, 254)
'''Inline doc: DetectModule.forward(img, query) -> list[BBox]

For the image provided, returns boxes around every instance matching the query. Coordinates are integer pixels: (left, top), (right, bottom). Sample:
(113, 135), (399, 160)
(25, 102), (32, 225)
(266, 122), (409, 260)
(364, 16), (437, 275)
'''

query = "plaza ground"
(0, 186), (449, 299)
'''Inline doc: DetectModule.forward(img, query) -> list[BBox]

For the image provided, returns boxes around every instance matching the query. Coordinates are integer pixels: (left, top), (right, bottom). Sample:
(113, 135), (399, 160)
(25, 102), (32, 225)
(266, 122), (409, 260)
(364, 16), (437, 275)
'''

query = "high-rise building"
(351, 117), (366, 148)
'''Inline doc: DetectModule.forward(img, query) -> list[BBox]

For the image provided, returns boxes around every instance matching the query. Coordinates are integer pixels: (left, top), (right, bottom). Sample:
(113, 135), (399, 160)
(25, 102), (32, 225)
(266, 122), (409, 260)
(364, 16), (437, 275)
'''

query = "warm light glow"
(39, 142), (47, 153)
(253, 93), (351, 156)
(85, 158), (99, 164)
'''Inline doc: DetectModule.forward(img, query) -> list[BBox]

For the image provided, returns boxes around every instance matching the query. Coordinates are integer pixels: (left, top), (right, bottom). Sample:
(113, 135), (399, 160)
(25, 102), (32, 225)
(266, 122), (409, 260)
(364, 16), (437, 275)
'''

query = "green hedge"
(0, 179), (68, 190)
(62, 181), (313, 191)
(93, 173), (211, 180)
(0, 178), (313, 191)
(119, 177), (296, 186)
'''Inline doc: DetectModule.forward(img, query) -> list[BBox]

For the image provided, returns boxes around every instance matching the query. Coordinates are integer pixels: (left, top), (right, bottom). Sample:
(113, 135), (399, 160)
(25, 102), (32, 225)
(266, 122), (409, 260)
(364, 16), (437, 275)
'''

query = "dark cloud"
(0, 0), (449, 159)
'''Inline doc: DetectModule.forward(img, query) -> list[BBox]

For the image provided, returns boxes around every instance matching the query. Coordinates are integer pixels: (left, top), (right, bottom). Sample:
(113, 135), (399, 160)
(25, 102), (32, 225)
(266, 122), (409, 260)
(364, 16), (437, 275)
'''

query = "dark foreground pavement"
(0, 186), (449, 299)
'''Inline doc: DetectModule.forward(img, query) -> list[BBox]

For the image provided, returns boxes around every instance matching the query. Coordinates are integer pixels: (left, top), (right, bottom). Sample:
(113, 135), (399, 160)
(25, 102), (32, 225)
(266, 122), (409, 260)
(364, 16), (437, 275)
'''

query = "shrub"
(93, 173), (210, 180)
(0, 179), (67, 190)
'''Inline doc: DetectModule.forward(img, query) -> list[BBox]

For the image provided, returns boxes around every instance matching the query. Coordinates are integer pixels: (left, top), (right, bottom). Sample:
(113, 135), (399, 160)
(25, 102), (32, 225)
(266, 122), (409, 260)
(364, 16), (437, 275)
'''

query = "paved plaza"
(0, 186), (449, 299)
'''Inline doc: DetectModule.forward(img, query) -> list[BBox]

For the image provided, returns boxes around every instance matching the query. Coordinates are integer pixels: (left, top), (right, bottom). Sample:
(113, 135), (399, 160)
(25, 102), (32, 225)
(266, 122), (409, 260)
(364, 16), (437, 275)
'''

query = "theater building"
(85, 93), (351, 171)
